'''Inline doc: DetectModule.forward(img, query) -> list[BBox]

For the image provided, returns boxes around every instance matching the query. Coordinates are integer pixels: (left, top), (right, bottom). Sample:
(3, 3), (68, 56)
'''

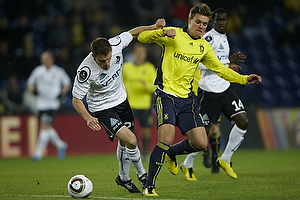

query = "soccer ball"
(67, 175), (93, 198)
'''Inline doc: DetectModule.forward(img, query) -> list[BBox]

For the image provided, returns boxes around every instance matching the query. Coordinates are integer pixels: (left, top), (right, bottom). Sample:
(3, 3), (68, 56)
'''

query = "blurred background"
(0, 0), (299, 157)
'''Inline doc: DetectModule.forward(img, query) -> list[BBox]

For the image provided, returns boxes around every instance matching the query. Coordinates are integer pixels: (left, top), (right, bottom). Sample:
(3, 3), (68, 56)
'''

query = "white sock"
(35, 129), (50, 158)
(126, 146), (146, 177)
(183, 152), (199, 168)
(221, 124), (246, 163)
(117, 142), (130, 181)
(48, 128), (66, 149)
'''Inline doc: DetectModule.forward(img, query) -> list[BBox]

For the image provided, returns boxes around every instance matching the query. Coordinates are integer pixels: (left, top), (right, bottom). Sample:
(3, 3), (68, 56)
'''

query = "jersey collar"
(211, 28), (227, 36)
(183, 25), (200, 40)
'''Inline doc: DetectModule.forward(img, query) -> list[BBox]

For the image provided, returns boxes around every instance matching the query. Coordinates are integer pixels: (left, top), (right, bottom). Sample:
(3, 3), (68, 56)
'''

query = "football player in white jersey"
(181, 8), (249, 180)
(72, 19), (165, 193)
(27, 51), (70, 161)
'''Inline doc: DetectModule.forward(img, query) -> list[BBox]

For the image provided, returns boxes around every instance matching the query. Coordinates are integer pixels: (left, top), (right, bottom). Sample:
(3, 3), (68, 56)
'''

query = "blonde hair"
(189, 3), (212, 20)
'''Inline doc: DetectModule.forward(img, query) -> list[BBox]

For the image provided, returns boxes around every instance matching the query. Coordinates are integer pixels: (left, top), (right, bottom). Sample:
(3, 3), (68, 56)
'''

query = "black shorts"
(197, 86), (246, 125)
(132, 108), (153, 128)
(93, 99), (135, 142)
(39, 110), (56, 125)
(154, 89), (205, 135)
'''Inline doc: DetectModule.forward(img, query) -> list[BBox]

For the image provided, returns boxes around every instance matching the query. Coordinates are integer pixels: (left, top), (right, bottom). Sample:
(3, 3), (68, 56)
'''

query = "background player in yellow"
(123, 43), (157, 161)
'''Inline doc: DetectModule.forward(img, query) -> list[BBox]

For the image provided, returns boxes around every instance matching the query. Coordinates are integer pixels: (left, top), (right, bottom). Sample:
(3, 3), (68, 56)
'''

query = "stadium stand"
(0, 0), (299, 115)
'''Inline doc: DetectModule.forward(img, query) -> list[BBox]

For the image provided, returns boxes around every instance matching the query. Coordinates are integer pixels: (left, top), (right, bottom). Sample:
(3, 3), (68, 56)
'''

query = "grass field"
(0, 149), (299, 200)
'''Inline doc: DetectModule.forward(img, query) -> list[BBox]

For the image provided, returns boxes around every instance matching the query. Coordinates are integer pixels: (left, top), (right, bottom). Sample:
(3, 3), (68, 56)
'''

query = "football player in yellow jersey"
(181, 8), (249, 181)
(123, 43), (157, 161)
(138, 3), (262, 196)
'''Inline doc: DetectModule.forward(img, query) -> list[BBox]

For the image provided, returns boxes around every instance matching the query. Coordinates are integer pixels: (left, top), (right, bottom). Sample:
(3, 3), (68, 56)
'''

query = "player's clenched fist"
(155, 18), (166, 29)
(163, 29), (176, 39)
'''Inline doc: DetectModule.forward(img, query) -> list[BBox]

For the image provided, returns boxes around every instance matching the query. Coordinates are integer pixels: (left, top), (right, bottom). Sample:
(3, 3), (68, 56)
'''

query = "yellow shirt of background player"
(123, 61), (156, 110)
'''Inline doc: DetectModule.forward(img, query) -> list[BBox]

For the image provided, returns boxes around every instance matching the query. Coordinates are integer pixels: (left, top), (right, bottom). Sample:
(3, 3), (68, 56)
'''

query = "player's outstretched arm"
(247, 74), (262, 84)
(72, 97), (101, 131)
(129, 18), (166, 38)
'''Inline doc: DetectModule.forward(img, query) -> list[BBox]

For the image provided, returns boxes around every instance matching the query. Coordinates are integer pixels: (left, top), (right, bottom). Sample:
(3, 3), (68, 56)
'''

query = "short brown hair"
(90, 37), (112, 57)
(189, 3), (212, 20)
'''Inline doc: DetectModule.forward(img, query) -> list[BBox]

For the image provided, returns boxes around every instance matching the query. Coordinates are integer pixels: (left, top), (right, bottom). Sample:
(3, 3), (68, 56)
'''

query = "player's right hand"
(155, 18), (166, 29)
(247, 74), (262, 84)
(229, 51), (246, 63)
(87, 117), (101, 131)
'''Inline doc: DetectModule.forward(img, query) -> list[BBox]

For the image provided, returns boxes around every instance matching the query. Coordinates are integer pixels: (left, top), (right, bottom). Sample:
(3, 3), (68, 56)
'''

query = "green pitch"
(0, 149), (299, 200)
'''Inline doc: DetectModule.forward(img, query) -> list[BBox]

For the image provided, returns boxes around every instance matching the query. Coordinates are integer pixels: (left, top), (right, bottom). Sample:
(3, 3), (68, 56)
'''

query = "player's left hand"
(163, 29), (176, 39)
(247, 74), (262, 84)
(155, 18), (166, 29)
(87, 117), (101, 131)
(229, 63), (241, 72)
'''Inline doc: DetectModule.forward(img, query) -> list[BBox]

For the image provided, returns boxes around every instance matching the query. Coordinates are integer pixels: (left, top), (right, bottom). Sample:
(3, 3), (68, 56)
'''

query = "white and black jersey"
(198, 28), (231, 93)
(27, 65), (71, 111)
(72, 32), (133, 113)
(197, 28), (246, 124)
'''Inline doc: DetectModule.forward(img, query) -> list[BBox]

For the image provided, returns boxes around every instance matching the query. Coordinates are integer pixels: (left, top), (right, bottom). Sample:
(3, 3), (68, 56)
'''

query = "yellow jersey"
(192, 67), (201, 96)
(123, 61), (157, 109)
(138, 26), (249, 98)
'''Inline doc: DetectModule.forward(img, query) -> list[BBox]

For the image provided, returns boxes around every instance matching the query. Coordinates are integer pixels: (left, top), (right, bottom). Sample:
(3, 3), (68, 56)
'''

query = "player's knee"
(125, 136), (138, 149)
(210, 127), (220, 138)
(210, 131), (220, 139)
(234, 114), (248, 130)
(236, 118), (248, 130)
(196, 143), (207, 151)
(187, 127), (208, 151)
(192, 140), (207, 151)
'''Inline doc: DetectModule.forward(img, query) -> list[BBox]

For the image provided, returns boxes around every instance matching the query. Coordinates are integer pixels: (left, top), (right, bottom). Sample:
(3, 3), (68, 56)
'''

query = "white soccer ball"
(67, 175), (93, 198)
